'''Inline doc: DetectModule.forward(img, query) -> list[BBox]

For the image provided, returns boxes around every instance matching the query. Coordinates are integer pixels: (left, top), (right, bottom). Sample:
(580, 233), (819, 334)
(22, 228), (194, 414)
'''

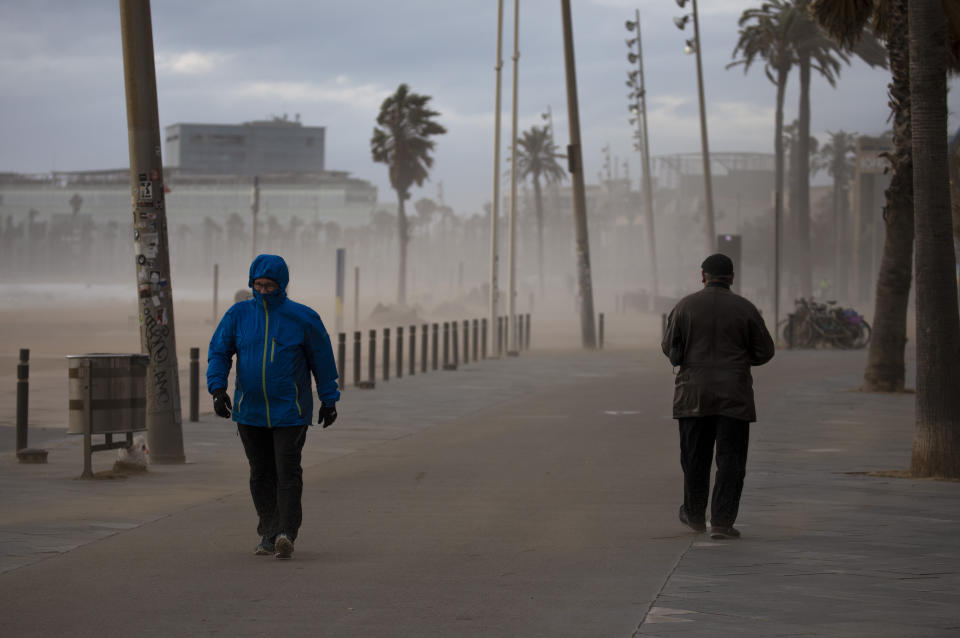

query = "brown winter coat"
(661, 283), (775, 422)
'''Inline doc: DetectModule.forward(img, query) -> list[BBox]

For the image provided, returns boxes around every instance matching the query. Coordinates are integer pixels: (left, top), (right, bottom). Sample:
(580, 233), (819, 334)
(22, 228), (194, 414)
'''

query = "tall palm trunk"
(532, 174), (545, 294)
(863, 0), (913, 392)
(397, 193), (408, 306)
(797, 54), (813, 298)
(773, 67), (788, 326)
(909, 0), (960, 477)
(831, 151), (845, 298)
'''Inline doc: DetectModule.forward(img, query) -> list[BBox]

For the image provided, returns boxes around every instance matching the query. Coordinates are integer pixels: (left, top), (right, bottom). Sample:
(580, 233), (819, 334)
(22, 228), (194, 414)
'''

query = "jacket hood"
(248, 254), (290, 291)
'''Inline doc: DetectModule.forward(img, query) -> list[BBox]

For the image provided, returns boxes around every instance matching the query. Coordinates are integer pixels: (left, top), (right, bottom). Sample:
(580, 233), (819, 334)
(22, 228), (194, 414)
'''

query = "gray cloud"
(1, 0), (956, 213)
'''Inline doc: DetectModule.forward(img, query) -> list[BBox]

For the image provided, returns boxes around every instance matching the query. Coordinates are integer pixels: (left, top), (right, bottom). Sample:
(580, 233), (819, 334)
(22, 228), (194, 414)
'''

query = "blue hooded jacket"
(207, 254), (340, 427)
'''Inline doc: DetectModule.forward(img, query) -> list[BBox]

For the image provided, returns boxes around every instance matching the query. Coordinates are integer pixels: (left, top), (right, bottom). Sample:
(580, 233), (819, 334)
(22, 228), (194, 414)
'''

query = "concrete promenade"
(0, 343), (957, 637)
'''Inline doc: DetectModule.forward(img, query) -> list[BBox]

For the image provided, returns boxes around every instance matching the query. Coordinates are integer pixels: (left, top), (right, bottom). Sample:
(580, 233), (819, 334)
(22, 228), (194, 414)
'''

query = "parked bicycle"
(779, 298), (871, 349)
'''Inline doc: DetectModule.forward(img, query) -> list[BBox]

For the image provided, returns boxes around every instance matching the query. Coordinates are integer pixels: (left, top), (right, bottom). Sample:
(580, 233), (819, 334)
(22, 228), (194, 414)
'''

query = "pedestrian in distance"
(661, 253), (775, 540)
(207, 254), (340, 559)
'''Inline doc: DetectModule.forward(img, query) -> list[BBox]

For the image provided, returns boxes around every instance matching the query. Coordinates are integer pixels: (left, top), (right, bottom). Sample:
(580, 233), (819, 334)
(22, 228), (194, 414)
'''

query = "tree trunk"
(533, 174), (544, 294)
(863, 2), (913, 392)
(797, 55), (813, 298)
(909, 0), (960, 478)
(773, 68), (787, 327)
(832, 167), (842, 299)
(397, 193), (408, 306)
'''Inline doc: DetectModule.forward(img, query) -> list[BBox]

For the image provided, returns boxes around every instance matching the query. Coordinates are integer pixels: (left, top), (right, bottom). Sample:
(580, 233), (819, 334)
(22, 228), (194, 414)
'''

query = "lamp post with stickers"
(119, 0), (185, 463)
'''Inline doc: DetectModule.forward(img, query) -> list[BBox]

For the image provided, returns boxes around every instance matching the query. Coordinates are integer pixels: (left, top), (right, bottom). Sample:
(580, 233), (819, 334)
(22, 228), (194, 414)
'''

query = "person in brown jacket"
(661, 253), (775, 540)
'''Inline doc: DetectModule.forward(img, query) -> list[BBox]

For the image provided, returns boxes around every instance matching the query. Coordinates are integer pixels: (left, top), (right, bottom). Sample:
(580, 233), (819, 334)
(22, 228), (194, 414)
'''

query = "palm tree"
(371, 84), (447, 306)
(729, 0), (798, 326)
(811, 0), (913, 392)
(813, 0), (960, 476)
(815, 130), (857, 297)
(516, 125), (566, 292)
(783, 118), (820, 297)
(908, 0), (960, 477)
(791, 0), (886, 298)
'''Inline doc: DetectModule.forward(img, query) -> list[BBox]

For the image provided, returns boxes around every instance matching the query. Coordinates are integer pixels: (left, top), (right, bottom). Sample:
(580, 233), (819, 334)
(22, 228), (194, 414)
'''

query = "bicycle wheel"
(854, 320), (872, 349)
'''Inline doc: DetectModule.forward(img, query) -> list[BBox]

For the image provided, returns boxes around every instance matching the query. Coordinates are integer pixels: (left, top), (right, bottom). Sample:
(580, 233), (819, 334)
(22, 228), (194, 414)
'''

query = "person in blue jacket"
(207, 254), (340, 559)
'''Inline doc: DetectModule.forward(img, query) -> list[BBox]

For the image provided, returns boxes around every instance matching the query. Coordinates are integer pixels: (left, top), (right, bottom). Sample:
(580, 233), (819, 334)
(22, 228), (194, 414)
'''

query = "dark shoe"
(254, 536), (275, 556)
(679, 505), (706, 533)
(275, 533), (294, 559)
(710, 526), (741, 540)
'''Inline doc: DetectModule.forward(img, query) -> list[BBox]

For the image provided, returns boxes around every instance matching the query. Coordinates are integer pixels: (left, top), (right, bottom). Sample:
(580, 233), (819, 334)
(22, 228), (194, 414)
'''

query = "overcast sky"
(2, 0), (958, 214)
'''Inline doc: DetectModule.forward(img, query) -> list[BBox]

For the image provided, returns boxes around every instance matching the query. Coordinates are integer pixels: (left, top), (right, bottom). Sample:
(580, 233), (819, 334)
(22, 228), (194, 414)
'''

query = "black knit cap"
(701, 253), (734, 276)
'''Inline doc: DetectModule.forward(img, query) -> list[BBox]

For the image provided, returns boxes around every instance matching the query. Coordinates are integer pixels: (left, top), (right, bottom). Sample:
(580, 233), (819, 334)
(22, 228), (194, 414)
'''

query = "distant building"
(165, 116), (325, 176)
(0, 116), (380, 229)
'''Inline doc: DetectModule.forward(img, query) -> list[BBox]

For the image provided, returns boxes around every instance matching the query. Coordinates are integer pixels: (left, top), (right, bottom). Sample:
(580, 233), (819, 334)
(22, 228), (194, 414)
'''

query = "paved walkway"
(0, 344), (957, 637)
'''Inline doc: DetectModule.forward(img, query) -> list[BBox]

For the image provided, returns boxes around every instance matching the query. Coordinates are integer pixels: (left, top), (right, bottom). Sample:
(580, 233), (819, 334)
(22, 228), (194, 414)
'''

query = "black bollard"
(16, 349), (29, 451)
(353, 331), (361, 387)
(409, 324), (416, 376)
(481, 318), (488, 359)
(189, 347), (199, 422)
(496, 317), (502, 356)
(365, 329), (377, 389)
(463, 319), (469, 365)
(337, 333), (346, 391)
(472, 319), (479, 361)
(525, 313), (531, 350)
(421, 324), (428, 373)
(448, 321), (459, 370)
(396, 326), (403, 379)
(432, 323), (439, 371)
(16, 349), (46, 463)
(382, 328), (390, 382)
(442, 322), (450, 368)
(598, 313), (605, 350)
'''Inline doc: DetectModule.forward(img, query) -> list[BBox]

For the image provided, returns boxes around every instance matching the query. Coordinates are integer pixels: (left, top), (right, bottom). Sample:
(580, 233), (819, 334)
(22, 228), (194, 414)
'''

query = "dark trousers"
(237, 424), (308, 541)
(679, 415), (750, 528)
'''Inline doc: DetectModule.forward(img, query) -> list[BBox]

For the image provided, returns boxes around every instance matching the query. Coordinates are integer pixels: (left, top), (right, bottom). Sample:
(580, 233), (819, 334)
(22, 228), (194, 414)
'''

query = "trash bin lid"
(66, 353), (150, 362)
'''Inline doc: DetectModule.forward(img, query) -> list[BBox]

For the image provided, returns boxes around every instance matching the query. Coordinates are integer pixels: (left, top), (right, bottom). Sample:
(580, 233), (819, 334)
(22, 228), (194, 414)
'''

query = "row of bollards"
(337, 315), (532, 391)
(11, 315), (536, 457)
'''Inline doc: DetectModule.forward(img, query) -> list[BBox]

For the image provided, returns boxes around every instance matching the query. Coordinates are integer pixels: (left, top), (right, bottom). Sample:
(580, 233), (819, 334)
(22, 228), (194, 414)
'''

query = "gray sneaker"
(275, 533), (294, 559)
(254, 536), (275, 556)
(710, 526), (741, 540)
(679, 505), (706, 533)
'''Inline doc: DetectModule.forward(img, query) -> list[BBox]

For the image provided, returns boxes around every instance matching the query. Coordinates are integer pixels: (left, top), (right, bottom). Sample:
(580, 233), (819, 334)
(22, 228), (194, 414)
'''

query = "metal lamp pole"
(560, 0), (597, 349)
(626, 9), (658, 311)
(490, 0), (505, 357)
(119, 0), (184, 463)
(676, 0), (715, 254)
(507, 0), (520, 355)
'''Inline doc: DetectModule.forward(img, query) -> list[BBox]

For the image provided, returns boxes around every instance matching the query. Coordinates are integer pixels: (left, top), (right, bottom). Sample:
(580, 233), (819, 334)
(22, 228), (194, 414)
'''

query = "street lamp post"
(625, 9), (658, 312)
(674, 0), (715, 255)
(560, 0), (597, 349)
(490, 0), (505, 357)
(507, 0), (520, 356)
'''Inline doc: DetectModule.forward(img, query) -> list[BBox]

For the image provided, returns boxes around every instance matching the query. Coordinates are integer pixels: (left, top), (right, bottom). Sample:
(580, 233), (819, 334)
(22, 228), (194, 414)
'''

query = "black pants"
(678, 416), (750, 528)
(237, 424), (308, 541)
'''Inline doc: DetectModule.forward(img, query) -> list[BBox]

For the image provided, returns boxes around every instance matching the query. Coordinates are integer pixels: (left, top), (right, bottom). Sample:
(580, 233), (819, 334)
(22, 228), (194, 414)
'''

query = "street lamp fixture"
(624, 7), (659, 311)
(671, 0), (716, 254)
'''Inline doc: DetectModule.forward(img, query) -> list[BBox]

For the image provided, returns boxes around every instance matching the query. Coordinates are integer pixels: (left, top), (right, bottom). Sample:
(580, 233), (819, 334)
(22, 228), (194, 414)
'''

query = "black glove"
(212, 388), (232, 419)
(318, 402), (337, 428)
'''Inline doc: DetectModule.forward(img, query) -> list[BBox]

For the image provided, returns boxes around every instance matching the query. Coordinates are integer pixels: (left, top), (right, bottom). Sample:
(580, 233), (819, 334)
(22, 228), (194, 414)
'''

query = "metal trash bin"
(68, 354), (149, 434)
(66, 354), (149, 478)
